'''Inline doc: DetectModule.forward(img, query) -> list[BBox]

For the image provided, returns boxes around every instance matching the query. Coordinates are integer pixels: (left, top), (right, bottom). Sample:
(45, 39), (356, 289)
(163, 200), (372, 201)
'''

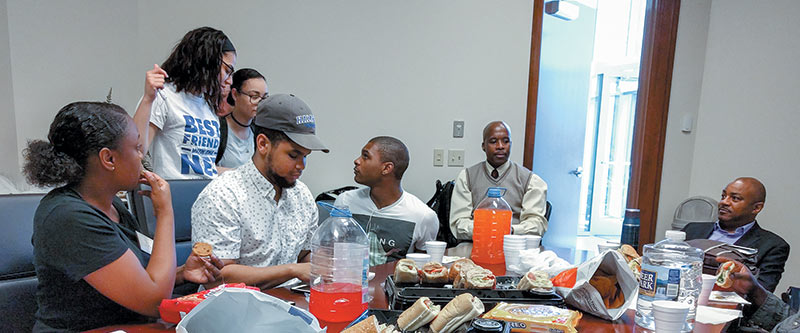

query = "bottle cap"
(486, 187), (506, 198)
(665, 230), (686, 241)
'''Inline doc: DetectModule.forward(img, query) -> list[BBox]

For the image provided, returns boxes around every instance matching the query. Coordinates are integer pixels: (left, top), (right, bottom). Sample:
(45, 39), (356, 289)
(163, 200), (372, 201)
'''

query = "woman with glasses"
(216, 68), (268, 171)
(24, 102), (223, 332)
(133, 26), (236, 179)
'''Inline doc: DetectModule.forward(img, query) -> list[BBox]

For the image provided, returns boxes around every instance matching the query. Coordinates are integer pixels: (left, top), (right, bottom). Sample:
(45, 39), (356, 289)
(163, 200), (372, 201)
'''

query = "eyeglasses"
(238, 90), (269, 104)
(221, 60), (234, 80)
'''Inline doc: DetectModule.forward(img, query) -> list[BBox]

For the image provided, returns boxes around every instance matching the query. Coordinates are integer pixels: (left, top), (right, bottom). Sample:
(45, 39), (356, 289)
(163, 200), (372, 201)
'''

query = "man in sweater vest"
(449, 121), (548, 240)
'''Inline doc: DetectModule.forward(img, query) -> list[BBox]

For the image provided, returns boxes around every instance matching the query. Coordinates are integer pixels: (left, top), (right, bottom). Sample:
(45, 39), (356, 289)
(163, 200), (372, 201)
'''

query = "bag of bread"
(482, 302), (581, 333)
(559, 250), (637, 321)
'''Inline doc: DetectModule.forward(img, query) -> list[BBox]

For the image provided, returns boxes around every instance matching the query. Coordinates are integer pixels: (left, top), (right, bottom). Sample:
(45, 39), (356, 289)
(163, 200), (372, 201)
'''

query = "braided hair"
(23, 102), (129, 187)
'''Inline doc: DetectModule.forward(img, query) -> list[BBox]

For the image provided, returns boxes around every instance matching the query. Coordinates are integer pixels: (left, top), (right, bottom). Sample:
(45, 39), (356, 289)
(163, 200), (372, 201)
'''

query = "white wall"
(0, 0), (20, 188)
(1, 0), (534, 199)
(660, 0), (800, 294)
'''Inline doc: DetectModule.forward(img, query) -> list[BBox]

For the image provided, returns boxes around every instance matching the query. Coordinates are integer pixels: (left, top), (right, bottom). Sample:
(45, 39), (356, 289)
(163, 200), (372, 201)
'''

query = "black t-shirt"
(31, 186), (150, 332)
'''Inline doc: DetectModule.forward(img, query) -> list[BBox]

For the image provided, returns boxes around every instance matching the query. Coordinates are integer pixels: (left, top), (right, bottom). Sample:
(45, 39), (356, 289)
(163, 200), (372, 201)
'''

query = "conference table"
(89, 245), (735, 333)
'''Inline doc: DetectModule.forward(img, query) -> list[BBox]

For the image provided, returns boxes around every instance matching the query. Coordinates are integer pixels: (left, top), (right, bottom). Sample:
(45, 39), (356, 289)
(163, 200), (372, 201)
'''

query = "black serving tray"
(384, 275), (564, 311)
(345, 309), (511, 333)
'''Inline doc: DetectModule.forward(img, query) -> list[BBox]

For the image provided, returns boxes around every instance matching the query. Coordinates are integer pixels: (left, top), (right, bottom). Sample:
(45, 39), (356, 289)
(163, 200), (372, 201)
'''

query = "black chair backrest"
(426, 179), (460, 247)
(545, 200), (552, 221)
(0, 193), (46, 332)
(128, 179), (211, 264)
(0, 193), (44, 279)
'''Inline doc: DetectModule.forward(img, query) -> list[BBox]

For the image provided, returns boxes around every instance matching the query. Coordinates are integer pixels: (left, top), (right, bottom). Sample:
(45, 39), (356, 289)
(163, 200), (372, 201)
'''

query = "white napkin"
(709, 291), (751, 305)
(695, 305), (742, 325)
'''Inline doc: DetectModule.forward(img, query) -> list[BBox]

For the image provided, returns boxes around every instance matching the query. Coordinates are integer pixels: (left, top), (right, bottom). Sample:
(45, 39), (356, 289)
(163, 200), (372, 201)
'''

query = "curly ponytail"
(22, 102), (129, 187)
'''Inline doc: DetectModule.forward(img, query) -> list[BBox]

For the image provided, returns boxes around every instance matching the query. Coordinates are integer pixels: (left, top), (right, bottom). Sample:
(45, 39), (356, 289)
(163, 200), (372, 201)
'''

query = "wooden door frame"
(522, 0), (682, 248)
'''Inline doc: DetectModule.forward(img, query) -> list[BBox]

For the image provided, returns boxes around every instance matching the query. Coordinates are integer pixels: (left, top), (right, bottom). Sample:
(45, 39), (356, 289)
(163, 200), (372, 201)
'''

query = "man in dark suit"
(683, 177), (789, 292)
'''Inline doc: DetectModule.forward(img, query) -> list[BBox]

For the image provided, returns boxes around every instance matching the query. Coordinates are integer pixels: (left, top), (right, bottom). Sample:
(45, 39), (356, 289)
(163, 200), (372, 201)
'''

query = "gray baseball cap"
(254, 94), (329, 153)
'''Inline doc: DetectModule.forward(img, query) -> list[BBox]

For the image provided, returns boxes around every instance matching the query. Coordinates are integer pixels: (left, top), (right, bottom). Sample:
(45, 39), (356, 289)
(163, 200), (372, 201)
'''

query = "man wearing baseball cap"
(191, 93), (328, 289)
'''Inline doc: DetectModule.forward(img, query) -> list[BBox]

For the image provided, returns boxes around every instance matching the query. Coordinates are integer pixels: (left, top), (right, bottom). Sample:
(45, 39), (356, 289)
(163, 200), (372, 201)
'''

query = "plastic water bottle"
(309, 203), (369, 323)
(635, 230), (703, 332)
(471, 187), (512, 265)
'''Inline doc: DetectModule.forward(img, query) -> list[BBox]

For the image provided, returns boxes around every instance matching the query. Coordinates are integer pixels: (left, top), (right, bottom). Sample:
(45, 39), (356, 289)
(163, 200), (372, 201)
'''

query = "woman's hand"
(138, 171), (172, 219)
(143, 64), (168, 102)
(183, 253), (225, 284)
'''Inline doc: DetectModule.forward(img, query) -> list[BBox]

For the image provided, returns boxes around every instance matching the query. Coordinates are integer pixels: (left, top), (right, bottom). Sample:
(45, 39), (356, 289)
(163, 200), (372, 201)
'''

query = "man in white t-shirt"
(334, 136), (439, 266)
(192, 94), (329, 289)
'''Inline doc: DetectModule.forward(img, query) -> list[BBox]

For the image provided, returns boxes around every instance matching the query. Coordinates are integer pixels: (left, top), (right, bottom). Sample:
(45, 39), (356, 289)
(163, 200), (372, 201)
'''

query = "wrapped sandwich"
(394, 259), (420, 284)
(483, 303), (581, 333)
(516, 270), (553, 291)
(342, 315), (400, 333)
(420, 262), (449, 284)
(429, 293), (484, 333)
(447, 258), (475, 282)
(396, 297), (441, 331)
(462, 267), (496, 289)
(716, 260), (736, 288)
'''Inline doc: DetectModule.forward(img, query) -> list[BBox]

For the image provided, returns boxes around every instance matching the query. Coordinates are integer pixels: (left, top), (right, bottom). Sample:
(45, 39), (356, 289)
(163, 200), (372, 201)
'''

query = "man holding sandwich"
(714, 258), (798, 332)
(191, 94), (328, 289)
(682, 177), (789, 292)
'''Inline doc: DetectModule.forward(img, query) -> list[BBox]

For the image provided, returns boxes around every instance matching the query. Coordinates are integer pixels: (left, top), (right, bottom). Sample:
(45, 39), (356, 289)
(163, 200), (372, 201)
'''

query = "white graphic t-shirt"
(149, 83), (220, 179)
(334, 188), (439, 266)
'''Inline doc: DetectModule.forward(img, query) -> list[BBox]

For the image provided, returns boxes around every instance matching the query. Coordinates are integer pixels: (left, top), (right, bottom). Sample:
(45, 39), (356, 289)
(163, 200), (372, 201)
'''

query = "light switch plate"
(448, 149), (464, 167)
(453, 120), (465, 138)
(433, 149), (444, 167)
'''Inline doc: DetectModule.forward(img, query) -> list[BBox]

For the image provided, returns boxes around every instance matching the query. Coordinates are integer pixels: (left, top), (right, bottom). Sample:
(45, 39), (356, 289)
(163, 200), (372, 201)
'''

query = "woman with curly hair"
(25, 102), (224, 332)
(134, 26), (236, 179)
(216, 68), (268, 170)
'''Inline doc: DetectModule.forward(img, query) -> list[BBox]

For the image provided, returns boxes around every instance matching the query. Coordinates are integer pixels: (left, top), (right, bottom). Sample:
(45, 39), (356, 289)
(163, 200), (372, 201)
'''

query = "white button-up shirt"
(191, 160), (319, 267)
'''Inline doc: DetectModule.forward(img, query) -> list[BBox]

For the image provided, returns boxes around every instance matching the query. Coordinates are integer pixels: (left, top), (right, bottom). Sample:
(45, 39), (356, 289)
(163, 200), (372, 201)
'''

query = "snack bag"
(482, 302), (581, 333)
(159, 283), (261, 323)
(558, 250), (637, 321)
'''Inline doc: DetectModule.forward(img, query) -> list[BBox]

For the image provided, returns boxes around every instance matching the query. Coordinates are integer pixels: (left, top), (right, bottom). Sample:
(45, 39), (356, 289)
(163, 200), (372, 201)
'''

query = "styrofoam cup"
(426, 241), (446, 263)
(525, 235), (542, 249)
(652, 300), (689, 332)
(504, 248), (521, 269)
(406, 253), (431, 268)
(699, 274), (716, 305)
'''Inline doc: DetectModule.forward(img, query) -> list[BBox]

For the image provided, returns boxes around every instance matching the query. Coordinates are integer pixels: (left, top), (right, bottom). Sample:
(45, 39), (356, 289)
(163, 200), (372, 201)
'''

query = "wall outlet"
(433, 148), (444, 167)
(448, 149), (465, 167)
(453, 120), (465, 138)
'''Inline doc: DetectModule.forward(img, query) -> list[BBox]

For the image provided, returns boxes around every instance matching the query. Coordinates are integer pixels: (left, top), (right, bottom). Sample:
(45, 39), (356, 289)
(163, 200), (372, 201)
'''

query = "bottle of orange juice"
(471, 187), (512, 265)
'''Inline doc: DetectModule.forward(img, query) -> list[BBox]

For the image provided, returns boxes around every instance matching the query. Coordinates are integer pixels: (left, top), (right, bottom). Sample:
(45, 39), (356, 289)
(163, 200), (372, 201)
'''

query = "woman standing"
(24, 102), (223, 332)
(216, 68), (268, 170)
(134, 26), (236, 179)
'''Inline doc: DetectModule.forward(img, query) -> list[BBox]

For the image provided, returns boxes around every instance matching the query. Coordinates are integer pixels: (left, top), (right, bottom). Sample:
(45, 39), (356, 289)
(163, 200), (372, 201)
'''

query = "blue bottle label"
(639, 263), (684, 302)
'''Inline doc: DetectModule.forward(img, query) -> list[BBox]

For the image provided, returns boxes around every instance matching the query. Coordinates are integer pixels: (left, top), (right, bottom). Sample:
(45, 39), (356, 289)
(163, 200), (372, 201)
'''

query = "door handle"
(569, 166), (583, 178)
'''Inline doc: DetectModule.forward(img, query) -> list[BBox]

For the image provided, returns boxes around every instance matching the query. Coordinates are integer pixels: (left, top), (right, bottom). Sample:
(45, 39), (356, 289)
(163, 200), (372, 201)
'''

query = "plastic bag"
(176, 288), (325, 333)
(159, 283), (260, 324)
(555, 250), (637, 321)
(508, 249), (573, 277)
